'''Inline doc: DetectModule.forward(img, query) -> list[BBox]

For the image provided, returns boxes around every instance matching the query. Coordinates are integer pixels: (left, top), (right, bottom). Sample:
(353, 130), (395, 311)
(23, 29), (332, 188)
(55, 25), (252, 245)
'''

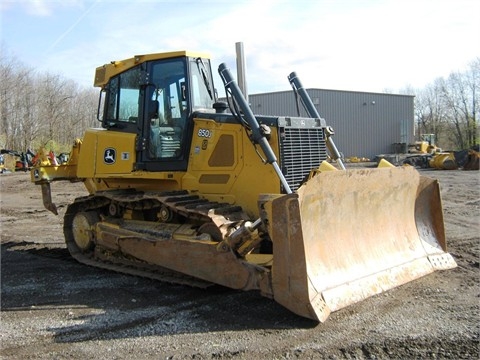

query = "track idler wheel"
(158, 205), (174, 222)
(108, 201), (123, 217)
(71, 211), (99, 252)
(198, 222), (223, 242)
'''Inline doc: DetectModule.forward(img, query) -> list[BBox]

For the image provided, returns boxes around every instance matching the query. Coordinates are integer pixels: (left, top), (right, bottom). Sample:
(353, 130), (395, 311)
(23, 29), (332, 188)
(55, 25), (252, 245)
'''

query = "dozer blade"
(265, 166), (456, 322)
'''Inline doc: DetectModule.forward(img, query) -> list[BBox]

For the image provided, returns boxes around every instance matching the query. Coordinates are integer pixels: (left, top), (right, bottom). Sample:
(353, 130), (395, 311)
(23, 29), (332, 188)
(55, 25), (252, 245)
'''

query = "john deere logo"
(104, 148), (116, 164)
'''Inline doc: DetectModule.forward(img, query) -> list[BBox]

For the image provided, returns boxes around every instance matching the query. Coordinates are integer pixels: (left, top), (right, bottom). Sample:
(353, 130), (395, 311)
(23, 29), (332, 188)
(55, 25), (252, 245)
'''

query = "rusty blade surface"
(269, 166), (456, 322)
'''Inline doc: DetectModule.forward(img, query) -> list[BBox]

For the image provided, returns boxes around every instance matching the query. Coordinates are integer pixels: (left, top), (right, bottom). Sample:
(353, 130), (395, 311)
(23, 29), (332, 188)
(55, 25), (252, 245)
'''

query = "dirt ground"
(1, 167), (479, 359)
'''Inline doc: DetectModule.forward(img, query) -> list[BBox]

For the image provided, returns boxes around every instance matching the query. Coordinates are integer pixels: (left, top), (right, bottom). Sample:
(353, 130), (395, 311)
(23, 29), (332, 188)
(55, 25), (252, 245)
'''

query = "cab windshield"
(190, 57), (215, 111)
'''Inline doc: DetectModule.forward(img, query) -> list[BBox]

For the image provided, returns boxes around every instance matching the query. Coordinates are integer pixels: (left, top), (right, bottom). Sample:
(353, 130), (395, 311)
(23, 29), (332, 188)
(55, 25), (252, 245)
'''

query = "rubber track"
(63, 190), (250, 288)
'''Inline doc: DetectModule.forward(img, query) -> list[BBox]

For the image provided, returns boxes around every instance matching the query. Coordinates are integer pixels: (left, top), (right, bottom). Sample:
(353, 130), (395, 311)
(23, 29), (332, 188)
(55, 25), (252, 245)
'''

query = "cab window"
(190, 58), (215, 111)
(147, 59), (187, 159)
(105, 65), (143, 124)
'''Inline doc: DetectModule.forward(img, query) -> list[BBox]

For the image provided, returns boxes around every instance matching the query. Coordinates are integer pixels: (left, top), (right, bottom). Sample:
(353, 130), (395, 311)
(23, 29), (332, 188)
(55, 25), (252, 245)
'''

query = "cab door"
(139, 58), (190, 172)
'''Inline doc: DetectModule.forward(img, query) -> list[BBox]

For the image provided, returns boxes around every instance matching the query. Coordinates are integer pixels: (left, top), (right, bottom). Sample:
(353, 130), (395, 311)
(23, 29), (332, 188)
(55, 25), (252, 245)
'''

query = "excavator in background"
(30, 50), (456, 322)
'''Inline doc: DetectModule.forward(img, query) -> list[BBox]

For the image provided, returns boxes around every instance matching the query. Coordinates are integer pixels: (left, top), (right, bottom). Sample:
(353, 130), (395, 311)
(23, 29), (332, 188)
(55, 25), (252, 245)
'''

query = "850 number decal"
(197, 129), (212, 138)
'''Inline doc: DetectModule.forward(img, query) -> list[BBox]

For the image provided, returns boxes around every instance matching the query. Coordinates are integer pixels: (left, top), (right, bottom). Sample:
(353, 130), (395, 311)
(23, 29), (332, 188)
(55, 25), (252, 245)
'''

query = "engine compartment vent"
(278, 118), (328, 191)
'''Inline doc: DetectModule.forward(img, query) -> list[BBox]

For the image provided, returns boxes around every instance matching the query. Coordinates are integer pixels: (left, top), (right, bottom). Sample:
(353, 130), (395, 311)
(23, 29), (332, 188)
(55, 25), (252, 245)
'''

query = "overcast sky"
(1, 0), (479, 95)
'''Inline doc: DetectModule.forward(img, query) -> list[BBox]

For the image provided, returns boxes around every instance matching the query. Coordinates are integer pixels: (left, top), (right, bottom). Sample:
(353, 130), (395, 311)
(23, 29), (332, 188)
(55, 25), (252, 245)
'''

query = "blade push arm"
(288, 72), (346, 170)
(218, 63), (292, 194)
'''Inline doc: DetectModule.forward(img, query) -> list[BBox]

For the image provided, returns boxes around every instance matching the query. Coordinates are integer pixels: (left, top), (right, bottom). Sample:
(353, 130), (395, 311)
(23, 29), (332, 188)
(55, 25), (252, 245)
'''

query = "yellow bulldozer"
(31, 51), (456, 322)
(412, 133), (442, 154)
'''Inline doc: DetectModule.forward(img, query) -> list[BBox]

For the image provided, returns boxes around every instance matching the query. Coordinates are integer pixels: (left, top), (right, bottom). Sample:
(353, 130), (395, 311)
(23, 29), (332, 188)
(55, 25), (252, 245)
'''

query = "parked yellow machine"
(412, 133), (442, 154)
(31, 51), (456, 322)
(429, 152), (458, 170)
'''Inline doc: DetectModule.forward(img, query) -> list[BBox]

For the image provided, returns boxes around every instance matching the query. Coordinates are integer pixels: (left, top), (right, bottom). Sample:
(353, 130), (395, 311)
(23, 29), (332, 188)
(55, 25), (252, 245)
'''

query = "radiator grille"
(279, 126), (328, 191)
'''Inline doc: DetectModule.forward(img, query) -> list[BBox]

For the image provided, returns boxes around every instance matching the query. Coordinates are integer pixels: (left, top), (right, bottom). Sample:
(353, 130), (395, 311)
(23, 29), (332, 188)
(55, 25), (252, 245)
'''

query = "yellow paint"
(94, 51), (211, 87)
(185, 117), (280, 217)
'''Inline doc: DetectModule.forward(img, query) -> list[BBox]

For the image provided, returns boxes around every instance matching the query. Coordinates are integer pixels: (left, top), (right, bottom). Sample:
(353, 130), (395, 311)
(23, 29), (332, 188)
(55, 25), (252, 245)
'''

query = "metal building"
(247, 89), (414, 160)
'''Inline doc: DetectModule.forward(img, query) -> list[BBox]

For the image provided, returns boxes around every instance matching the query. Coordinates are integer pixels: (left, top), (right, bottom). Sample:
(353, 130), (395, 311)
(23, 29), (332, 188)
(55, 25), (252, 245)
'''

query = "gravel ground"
(1, 168), (479, 359)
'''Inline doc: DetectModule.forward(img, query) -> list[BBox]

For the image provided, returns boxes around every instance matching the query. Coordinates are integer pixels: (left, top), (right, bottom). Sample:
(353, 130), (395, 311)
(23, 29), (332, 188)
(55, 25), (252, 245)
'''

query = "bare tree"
(8, 69), (37, 151)
(465, 58), (479, 147)
(68, 87), (100, 141)
(441, 67), (478, 149)
(0, 48), (37, 151)
(413, 78), (449, 147)
(0, 50), (99, 153)
(35, 73), (74, 148)
(413, 59), (479, 150)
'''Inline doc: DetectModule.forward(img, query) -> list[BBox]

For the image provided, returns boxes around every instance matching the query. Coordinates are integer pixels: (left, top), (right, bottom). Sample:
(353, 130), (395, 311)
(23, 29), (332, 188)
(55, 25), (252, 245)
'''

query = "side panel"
(184, 117), (280, 217)
(77, 129), (136, 177)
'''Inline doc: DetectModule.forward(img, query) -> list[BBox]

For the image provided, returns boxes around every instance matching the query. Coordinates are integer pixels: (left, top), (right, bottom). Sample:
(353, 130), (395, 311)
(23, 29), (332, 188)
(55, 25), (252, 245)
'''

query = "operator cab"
(95, 52), (216, 171)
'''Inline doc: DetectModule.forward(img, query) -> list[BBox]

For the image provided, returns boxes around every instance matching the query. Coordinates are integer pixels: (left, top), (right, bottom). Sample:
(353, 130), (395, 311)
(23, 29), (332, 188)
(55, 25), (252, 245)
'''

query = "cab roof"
(94, 50), (211, 87)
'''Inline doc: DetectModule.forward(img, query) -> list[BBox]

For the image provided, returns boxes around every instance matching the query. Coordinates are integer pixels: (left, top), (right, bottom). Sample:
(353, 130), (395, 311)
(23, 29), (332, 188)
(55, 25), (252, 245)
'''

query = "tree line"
(0, 48), (478, 155)
(0, 48), (99, 154)
(412, 58), (479, 151)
